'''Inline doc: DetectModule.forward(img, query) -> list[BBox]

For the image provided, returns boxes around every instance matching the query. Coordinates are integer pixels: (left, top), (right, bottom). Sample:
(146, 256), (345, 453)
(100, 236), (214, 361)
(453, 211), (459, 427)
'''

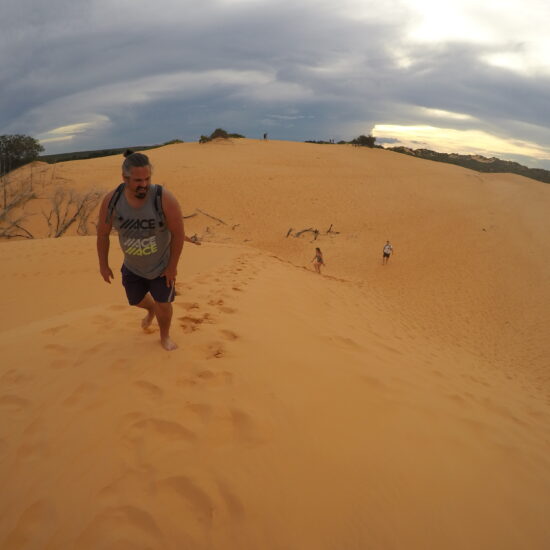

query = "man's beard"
(135, 187), (147, 198)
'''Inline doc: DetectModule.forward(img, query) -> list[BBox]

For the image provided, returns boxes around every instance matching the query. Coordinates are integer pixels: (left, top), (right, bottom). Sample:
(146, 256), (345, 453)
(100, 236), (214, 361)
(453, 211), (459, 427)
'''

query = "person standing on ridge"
(97, 150), (188, 351)
(382, 240), (394, 265)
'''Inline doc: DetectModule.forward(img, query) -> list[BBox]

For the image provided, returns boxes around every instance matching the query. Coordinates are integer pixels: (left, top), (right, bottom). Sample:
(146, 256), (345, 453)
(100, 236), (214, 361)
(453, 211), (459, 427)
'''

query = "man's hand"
(162, 266), (177, 287)
(100, 265), (114, 284)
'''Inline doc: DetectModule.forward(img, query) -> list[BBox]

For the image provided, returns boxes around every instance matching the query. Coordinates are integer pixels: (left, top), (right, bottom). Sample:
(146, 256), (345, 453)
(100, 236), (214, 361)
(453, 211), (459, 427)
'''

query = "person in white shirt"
(382, 241), (393, 265)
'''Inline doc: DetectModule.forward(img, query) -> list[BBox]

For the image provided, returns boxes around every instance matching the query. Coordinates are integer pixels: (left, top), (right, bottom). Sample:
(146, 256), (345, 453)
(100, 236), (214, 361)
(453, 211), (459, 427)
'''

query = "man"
(97, 151), (186, 351)
(382, 240), (394, 265)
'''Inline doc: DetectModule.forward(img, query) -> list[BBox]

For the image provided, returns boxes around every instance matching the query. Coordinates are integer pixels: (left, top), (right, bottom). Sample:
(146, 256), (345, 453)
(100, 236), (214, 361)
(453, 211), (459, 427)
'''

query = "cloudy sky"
(2, 0), (550, 168)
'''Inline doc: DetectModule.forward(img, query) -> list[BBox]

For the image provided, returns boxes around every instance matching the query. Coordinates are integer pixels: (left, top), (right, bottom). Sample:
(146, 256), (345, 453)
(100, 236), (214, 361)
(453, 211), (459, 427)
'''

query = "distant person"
(311, 247), (325, 274)
(263, 133), (268, 140)
(96, 150), (197, 351)
(382, 240), (394, 265)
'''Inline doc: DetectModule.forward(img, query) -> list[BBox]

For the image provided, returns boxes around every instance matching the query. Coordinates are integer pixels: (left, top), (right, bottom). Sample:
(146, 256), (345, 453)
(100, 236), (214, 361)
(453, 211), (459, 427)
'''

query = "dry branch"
(43, 187), (102, 238)
(196, 208), (227, 225)
(294, 228), (320, 239)
(0, 216), (34, 239)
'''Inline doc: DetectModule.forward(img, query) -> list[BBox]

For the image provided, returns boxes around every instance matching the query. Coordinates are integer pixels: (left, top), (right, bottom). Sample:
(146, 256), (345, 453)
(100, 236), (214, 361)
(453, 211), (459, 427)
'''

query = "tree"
(351, 134), (376, 147)
(0, 134), (44, 176)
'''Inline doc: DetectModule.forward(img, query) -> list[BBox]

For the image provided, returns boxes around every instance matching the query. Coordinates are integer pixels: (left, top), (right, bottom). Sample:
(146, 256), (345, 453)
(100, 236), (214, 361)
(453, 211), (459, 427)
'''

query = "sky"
(2, 0), (550, 168)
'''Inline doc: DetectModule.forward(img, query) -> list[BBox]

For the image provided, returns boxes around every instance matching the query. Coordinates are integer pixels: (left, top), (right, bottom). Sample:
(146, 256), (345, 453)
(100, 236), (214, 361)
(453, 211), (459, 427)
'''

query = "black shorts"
(383, 252), (390, 258)
(121, 264), (175, 305)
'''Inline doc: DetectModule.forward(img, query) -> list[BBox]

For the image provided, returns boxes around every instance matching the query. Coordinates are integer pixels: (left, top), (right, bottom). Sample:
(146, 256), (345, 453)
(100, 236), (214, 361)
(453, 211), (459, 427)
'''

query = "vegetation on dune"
(305, 134), (379, 147)
(388, 147), (550, 184)
(1, 134), (44, 177)
(0, 133), (103, 239)
(39, 145), (157, 165)
(304, 133), (550, 184)
(1, 134), (43, 229)
(162, 139), (184, 145)
(199, 128), (245, 143)
(0, 165), (102, 240)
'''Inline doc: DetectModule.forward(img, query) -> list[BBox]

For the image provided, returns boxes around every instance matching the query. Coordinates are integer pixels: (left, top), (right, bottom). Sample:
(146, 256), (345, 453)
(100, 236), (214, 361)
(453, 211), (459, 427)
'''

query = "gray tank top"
(112, 183), (171, 279)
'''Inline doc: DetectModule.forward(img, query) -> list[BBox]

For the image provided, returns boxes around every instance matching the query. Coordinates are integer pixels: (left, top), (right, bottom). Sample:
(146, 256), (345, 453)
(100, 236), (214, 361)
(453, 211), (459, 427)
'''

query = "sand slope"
(1, 140), (550, 549)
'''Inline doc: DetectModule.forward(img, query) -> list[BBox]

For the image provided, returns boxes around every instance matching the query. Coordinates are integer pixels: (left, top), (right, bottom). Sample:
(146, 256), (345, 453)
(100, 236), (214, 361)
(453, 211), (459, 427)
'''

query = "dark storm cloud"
(1, 0), (549, 167)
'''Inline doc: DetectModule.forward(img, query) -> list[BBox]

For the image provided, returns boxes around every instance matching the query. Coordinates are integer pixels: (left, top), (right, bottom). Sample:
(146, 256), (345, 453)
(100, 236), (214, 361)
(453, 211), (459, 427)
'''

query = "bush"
(199, 129), (245, 143)
(350, 134), (376, 147)
(210, 128), (229, 140)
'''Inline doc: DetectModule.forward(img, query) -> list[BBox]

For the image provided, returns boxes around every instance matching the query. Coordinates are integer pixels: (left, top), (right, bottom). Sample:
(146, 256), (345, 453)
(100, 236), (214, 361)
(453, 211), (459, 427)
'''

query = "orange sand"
(1, 140), (549, 549)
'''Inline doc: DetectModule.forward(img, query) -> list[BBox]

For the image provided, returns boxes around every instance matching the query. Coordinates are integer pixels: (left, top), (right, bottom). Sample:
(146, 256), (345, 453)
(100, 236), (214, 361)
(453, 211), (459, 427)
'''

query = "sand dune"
(1, 140), (549, 549)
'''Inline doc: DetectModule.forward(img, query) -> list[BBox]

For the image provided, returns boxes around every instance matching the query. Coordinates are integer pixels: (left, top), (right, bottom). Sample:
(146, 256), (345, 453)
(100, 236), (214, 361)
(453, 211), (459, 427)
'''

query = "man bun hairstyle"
(122, 149), (152, 176)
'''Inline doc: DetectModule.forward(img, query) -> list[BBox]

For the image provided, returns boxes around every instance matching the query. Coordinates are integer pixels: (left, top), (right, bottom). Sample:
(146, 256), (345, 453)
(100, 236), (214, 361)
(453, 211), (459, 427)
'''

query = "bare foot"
(161, 337), (178, 351)
(142, 309), (155, 331)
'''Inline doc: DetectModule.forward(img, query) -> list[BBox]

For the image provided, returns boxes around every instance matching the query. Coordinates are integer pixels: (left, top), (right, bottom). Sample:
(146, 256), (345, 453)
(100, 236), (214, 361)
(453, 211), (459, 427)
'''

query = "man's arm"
(97, 191), (115, 283)
(162, 189), (184, 287)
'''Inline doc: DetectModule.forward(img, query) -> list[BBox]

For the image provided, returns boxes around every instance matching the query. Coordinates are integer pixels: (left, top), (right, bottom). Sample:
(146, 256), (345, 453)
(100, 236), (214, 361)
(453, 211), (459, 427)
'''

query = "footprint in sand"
(1, 369), (33, 386)
(177, 369), (233, 388)
(177, 301), (200, 311)
(63, 382), (98, 407)
(220, 329), (238, 341)
(44, 343), (69, 353)
(110, 358), (130, 371)
(127, 418), (197, 443)
(217, 479), (245, 520)
(81, 342), (108, 356)
(133, 380), (164, 400)
(178, 313), (214, 333)
(205, 342), (225, 359)
(219, 306), (236, 314)
(42, 324), (68, 336)
(184, 402), (214, 423)
(156, 476), (216, 526)
(92, 315), (116, 330)
(204, 408), (263, 446)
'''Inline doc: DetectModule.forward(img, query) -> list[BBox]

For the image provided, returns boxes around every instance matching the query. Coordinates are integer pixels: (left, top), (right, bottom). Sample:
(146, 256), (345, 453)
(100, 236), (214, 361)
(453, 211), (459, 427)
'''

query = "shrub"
(199, 129), (245, 143)
(350, 134), (376, 147)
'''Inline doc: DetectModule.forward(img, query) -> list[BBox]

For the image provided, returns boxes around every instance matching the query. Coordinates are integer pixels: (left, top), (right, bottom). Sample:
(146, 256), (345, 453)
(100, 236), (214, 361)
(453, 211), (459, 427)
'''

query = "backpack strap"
(154, 184), (166, 227)
(106, 183), (165, 226)
(105, 183), (124, 224)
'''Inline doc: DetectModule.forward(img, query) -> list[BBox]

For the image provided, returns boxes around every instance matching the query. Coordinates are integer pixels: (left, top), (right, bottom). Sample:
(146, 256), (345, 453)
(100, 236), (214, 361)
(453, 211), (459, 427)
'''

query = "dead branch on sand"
(0, 216), (34, 239)
(287, 224), (339, 240)
(196, 209), (227, 225)
(43, 187), (102, 238)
